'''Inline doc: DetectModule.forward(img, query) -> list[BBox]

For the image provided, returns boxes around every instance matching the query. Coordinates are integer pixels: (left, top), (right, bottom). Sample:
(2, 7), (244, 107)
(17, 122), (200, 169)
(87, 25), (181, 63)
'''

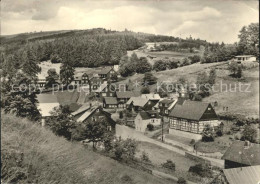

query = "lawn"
(136, 141), (202, 183)
(203, 67), (259, 118)
(195, 135), (233, 154)
(136, 141), (197, 171)
(1, 114), (173, 184)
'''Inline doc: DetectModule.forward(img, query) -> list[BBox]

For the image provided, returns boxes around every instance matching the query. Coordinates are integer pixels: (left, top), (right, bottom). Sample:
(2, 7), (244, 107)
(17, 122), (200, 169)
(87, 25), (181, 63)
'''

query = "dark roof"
(104, 97), (118, 105)
(169, 101), (211, 121)
(71, 104), (90, 116)
(160, 99), (174, 104)
(222, 141), (260, 166)
(116, 91), (139, 99)
(98, 68), (112, 75)
(223, 165), (260, 184)
(139, 111), (160, 120)
(176, 97), (186, 105)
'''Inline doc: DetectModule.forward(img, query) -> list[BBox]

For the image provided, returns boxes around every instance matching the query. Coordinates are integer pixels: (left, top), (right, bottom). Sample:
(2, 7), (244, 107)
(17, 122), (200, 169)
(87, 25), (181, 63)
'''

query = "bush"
(193, 94), (202, 101)
(147, 124), (154, 131)
(141, 151), (151, 163)
(141, 86), (150, 94)
(189, 164), (212, 177)
(215, 128), (223, 137)
(119, 111), (124, 119)
(241, 125), (257, 143)
(143, 72), (157, 85)
(153, 60), (168, 71)
(112, 138), (138, 161)
(167, 60), (179, 69)
(177, 177), (187, 184)
(121, 174), (133, 183)
(162, 160), (175, 171)
(190, 139), (195, 145)
(202, 125), (214, 142)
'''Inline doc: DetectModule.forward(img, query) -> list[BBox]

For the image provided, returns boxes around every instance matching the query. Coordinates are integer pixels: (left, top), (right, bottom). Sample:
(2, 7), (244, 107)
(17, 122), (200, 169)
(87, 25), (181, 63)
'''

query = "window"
(165, 110), (168, 114)
(107, 126), (112, 131)
(92, 117), (96, 122)
(102, 93), (107, 97)
(110, 93), (113, 96)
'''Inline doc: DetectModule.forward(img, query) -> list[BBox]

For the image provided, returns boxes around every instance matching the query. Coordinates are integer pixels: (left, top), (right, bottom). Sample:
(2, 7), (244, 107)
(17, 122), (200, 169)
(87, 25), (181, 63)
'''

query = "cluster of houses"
(35, 59), (260, 184)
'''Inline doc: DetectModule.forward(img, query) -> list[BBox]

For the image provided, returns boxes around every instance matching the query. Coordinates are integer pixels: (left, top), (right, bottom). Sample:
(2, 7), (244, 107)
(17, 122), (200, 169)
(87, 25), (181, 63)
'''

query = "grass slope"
(1, 114), (172, 184)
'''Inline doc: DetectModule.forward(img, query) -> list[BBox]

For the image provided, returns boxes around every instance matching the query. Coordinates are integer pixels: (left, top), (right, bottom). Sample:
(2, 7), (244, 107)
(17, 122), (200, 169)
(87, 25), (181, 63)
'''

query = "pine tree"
(22, 49), (41, 78)
(60, 57), (75, 86)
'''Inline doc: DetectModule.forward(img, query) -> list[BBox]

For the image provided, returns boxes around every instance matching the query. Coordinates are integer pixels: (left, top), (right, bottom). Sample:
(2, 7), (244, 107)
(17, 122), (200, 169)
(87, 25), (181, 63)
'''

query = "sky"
(1, 0), (259, 43)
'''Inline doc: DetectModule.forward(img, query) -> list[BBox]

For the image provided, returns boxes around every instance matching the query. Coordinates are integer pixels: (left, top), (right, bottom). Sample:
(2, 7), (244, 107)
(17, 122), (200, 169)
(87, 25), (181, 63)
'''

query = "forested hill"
(0, 28), (218, 71)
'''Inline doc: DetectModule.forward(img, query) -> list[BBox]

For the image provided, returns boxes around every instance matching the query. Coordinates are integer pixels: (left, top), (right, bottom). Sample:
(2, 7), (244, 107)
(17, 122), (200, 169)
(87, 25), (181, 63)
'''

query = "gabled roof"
(138, 111), (160, 120)
(222, 141), (260, 166)
(93, 83), (108, 93)
(126, 97), (149, 107)
(223, 165), (260, 184)
(104, 97), (118, 105)
(77, 106), (99, 122)
(116, 91), (140, 99)
(71, 104), (90, 116)
(98, 67), (113, 75)
(141, 94), (161, 100)
(160, 99), (174, 105)
(169, 100), (211, 121)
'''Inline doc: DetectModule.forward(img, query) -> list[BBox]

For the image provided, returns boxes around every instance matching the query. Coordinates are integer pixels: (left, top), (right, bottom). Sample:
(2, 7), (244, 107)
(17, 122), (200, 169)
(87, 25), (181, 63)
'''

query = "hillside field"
(1, 114), (174, 184)
(118, 61), (259, 118)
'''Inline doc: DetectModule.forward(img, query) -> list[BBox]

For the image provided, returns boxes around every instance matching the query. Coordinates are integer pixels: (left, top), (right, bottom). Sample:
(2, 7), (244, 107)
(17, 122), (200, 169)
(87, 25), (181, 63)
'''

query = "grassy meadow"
(1, 114), (174, 184)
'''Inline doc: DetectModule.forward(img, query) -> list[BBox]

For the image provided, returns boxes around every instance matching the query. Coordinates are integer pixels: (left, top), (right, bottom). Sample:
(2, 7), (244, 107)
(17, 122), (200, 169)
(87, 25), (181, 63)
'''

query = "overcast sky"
(1, 0), (259, 43)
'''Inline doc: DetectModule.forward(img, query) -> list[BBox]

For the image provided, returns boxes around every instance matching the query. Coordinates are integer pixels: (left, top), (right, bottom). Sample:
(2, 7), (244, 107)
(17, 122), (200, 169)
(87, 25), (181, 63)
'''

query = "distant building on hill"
(222, 140), (260, 169)
(234, 55), (256, 63)
(37, 94), (60, 126)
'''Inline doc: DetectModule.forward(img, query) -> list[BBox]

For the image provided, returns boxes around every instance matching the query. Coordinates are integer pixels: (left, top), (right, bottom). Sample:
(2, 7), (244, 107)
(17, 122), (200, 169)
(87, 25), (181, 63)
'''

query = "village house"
(75, 105), (116, 132)
(222, 165), (260, 184)
(72, 72), (91, 86)
(116, 91), (140, 108)
(222, 140), (260, 169)
(158, 99), (177, 116)
(126, 97), (157, 112)
(103, 97), (118, 109)
(93, 82), (116, 97)
(141, 93), (161, 101)
(37, 94), (60, 126)
(135, 110), (161, 132)
(71, 104), (92, 119)
(97, 67), (115, 80)
(234, 55), (257, 63)
(169, 100), (220, 140)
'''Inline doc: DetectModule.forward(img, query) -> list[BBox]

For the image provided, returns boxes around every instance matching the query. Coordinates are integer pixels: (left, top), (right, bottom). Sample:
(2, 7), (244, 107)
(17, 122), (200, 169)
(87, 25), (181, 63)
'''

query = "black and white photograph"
(0, 0), (259, 183)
